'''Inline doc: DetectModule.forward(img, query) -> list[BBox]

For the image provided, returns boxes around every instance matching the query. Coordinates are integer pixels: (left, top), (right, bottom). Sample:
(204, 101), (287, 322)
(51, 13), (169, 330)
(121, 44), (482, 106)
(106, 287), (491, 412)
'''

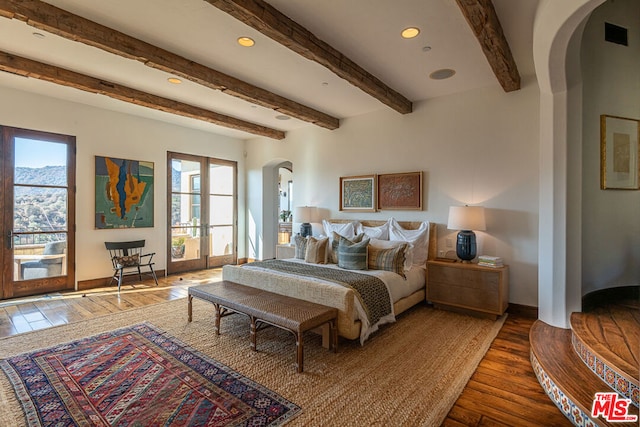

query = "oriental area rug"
(0, 297), (506, 426)
(0, 322), (299, 426)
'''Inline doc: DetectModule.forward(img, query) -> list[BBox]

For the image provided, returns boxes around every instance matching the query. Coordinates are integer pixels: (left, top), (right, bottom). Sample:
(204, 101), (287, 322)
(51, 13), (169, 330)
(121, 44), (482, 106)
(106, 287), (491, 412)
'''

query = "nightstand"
(426, 260), (509, 319)
(276, 244), (295, 259)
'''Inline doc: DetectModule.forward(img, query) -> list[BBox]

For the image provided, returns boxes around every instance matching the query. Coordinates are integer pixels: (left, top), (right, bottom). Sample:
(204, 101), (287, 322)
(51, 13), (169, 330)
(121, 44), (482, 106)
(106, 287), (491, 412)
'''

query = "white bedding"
(270, 258), (426, 303)
(239, 258), (425, 343)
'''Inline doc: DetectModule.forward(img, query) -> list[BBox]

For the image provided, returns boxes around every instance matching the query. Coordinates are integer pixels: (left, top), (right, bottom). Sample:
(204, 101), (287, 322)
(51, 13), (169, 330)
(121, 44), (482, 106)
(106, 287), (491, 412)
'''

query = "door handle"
(7, 231), (12, 249)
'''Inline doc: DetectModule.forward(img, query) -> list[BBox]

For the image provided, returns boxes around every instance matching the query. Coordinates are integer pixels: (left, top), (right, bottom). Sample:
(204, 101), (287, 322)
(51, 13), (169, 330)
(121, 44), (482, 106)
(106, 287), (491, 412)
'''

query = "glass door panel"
(167, 156), (206, 273)
(2, 128), (75, 299)
(208, 162), (236, 266)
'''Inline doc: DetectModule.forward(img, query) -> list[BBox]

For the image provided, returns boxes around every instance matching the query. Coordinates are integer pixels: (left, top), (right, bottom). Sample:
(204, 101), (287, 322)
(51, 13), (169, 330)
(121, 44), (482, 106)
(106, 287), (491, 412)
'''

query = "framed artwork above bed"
(377, 171), (423, 210)
(340, 175), (376, 212)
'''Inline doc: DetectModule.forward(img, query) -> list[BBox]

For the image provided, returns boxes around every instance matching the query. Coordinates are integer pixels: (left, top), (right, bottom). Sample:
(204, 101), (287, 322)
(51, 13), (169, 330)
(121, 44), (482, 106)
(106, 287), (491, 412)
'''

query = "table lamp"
(447, 205), (486, 262)
(295, 206), (317, 237)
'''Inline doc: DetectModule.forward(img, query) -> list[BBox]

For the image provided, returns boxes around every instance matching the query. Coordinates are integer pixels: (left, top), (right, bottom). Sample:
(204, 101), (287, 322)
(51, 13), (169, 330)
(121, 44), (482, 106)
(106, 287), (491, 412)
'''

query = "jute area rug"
(0, 297), (505, 426)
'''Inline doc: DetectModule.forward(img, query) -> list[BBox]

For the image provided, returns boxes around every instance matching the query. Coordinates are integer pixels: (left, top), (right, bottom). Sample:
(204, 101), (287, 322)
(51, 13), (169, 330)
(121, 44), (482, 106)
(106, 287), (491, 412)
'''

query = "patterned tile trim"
(530, 350), (600, 427)
(572, 332), (639, 408)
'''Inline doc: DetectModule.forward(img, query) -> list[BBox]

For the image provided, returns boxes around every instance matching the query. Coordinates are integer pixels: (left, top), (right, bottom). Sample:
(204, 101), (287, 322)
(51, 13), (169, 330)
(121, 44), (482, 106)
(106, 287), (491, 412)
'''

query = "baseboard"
(77, 269), (166, 291)
(582, 284), (639, 311)
(507, 303), (538, 319)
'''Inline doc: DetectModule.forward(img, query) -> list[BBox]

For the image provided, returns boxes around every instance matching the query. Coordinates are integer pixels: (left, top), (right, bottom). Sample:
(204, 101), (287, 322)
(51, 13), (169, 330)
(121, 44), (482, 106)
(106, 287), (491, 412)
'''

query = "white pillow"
(323, 220), (356, 241)
(370, 238), (414, 270)
(355, 220), (390, 240)
(388, 219), (430, 266)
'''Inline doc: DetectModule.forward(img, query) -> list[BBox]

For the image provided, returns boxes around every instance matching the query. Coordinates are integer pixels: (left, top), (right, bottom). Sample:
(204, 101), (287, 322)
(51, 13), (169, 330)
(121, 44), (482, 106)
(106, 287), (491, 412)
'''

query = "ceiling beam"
(455, 0), (520, 92)
(204, 0), (413, 114)
(0, 51), (285, 139)
(0, 0), (339, 130)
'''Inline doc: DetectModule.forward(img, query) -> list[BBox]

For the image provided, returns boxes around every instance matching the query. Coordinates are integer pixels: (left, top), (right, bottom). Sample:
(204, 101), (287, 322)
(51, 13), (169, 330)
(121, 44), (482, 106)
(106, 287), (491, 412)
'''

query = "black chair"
(105, 240), (158, 292)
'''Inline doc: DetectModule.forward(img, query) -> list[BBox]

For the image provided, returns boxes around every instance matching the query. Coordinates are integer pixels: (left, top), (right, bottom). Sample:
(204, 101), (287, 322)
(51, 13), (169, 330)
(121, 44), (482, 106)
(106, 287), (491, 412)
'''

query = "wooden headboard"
(327, 219), (437, 262)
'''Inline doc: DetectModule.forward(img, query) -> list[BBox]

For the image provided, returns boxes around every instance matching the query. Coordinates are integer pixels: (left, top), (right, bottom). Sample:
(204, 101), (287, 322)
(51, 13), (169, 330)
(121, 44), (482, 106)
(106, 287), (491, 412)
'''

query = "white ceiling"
(0, 0), (539, 140)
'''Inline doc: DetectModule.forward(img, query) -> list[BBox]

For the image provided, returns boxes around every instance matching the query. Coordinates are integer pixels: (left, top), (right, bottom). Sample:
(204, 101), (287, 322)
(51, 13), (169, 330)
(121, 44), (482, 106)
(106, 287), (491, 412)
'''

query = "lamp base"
(456, 230), (477, 262)
(300, 223), (312, 238)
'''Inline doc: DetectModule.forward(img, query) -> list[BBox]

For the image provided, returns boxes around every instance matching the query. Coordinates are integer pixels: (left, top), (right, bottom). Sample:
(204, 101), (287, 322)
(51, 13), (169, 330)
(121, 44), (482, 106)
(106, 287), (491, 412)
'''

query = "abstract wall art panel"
(95, 156), (154, 229)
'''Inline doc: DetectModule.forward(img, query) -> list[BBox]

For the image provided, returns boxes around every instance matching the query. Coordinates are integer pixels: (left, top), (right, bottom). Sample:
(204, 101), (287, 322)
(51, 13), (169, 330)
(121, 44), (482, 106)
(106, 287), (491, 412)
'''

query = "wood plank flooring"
(0, 270), (570, 426)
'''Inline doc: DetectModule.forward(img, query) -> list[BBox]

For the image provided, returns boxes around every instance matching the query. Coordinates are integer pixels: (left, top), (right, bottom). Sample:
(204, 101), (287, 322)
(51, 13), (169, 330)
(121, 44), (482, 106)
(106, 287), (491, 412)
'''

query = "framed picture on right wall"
(600, 115), (640, 190)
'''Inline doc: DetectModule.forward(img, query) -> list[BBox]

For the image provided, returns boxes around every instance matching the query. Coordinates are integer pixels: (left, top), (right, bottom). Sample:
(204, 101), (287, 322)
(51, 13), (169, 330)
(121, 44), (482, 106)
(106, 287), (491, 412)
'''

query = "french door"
(0, 127), (75, 299)
(167, 152), (237, 275)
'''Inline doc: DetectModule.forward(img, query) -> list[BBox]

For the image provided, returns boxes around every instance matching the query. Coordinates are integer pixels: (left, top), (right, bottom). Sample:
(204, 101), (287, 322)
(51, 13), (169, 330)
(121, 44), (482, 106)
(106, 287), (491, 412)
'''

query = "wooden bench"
(188, 280), (338, 373)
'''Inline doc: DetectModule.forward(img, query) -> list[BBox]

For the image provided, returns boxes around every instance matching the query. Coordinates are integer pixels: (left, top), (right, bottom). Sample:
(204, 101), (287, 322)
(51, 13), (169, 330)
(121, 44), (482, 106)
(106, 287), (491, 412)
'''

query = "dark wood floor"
(0, 270), (570, 426)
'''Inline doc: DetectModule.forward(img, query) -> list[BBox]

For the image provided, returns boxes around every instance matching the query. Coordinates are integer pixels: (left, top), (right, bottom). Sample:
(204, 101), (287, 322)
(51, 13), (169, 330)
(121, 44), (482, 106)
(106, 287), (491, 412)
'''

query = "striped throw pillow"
(368, 243), (408, 278)
(305, 237), (329, 264)
(330, 232), (364, 263)
(294, 234), (307, 259)
(337, 236), (370, 270)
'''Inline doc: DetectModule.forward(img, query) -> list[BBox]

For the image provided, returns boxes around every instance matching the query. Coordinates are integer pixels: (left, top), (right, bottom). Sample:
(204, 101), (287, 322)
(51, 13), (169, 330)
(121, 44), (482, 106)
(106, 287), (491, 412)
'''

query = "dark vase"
(456, 230), (477, 261)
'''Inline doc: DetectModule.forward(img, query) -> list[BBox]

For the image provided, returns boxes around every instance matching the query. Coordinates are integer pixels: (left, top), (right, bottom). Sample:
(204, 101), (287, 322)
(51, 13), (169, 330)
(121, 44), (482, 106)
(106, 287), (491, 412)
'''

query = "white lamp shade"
(294, 206), (317, 223)
(447, 206), (486, 231)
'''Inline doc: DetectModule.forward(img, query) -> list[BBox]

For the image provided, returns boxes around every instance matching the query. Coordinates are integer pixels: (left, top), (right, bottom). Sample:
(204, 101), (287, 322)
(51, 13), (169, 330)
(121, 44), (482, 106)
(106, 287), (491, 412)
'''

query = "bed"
(222, 219), (437, 343)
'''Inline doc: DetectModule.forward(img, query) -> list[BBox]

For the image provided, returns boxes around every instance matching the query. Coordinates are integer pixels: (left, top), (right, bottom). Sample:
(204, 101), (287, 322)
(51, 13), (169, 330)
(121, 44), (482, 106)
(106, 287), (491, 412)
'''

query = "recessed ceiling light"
(422, 46), (432, 52)
(32, 32), (45, 39)
(275, 115), (291, 121)
(237, 37), (255, 47)
(167, 77), (182, 84)
(429, 68), (456, 80)
(401, 27), (420, 39)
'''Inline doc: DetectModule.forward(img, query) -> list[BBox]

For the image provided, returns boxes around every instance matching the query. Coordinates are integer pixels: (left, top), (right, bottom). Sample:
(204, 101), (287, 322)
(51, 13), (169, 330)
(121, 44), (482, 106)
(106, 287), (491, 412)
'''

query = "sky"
(15, 137), (67, 168)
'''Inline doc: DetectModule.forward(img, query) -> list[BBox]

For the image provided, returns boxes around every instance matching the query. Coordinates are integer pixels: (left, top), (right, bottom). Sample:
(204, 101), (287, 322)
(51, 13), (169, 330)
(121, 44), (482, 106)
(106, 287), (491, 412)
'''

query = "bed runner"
(245, 260), (392, 329)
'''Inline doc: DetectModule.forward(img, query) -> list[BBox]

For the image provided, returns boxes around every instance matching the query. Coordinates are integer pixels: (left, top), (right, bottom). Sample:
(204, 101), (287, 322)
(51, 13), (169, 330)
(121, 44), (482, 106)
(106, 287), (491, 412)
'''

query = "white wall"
(581, 0), (640, 294)
(245, 77), (541, 307)
(0, 85), (246, 284)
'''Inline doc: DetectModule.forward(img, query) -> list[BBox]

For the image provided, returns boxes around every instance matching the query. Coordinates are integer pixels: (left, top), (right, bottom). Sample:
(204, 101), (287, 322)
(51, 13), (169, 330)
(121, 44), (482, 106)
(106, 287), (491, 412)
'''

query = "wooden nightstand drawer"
(429, 267), (500, 290)
(427, 260), (509, 318)
(427, 282), (502, 313)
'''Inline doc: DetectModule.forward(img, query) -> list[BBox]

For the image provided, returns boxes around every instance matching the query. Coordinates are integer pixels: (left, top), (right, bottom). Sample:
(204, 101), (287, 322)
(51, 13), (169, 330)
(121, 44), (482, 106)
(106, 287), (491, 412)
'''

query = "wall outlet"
(446, 238), (453, 248)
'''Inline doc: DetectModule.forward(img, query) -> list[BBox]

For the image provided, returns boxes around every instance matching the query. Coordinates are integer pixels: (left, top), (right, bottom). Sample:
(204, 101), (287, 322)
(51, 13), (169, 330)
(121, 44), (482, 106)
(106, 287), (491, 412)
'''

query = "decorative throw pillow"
(368, 243), (408, 278)
(305, 237), (329, 264)
(337, 236), (370, 270)
(115, 254), (139, 267)
(370, 238), (414, 271)
(329, 232), (364, 263)
(294, 234), (307, 259)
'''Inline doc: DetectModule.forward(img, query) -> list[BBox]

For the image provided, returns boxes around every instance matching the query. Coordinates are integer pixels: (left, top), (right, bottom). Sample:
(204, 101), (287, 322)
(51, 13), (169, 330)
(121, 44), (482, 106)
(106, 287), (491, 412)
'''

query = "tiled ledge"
(572, 332), (639, 408)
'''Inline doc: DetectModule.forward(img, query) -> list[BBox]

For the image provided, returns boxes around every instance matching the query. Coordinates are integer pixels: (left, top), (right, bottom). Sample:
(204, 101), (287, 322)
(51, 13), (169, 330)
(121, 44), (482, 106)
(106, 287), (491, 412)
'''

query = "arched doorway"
(533, 0), (606, 328)
(260, 159), (292, 260)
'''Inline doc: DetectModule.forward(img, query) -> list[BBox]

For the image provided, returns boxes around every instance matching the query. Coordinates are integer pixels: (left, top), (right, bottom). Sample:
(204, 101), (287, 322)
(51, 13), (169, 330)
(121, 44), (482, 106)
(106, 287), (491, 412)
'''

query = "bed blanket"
(224, 260), (395, 343)
(248, 259), (392, 327)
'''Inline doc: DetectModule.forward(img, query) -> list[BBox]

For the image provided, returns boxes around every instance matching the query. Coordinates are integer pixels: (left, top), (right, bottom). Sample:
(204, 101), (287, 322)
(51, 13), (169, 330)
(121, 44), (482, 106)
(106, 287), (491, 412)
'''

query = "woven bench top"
(189, 280), (337, 332)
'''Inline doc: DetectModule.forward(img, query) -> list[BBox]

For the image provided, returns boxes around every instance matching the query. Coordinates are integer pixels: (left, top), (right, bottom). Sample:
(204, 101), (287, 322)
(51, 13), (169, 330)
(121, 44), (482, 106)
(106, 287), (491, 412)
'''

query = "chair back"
(41, 241), (66, 265)
(105, 240), (146, 267)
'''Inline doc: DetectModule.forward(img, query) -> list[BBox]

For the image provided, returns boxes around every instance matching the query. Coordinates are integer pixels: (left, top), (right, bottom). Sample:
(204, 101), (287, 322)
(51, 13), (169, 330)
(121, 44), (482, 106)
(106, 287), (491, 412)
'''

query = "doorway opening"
(167, 152), (237, 275)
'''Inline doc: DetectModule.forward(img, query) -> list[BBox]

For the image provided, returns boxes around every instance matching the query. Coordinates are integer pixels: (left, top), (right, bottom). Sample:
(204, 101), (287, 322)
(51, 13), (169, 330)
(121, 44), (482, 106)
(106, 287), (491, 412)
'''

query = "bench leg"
(214, 303), (221, 335)
(188, 295), (193, 322)
(331, 320), (338, 353)
(296, 333), (304, 373)
(250, 316), (257, 351)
